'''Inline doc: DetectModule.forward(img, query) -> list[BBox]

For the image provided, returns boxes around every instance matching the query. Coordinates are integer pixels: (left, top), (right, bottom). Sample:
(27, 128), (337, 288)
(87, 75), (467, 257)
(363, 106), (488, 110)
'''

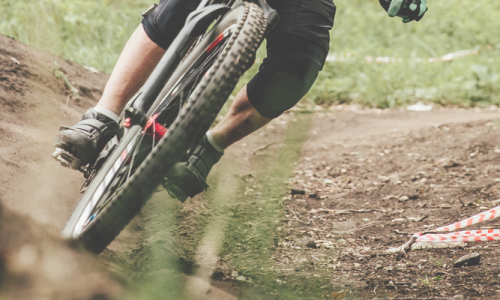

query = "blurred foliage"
(0, 0), (498, 107)
(310, 0), (500, 108)
(0, 0), (149, 73)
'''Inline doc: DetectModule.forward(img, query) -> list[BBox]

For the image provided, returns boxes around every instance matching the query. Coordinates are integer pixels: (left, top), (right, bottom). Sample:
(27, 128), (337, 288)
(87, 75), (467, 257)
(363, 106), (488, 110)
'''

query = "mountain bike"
(56, 0), (278, 254)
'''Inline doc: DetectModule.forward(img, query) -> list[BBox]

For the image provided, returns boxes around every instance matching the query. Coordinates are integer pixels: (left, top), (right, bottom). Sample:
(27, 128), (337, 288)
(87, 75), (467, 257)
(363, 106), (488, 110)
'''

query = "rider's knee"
(141, 0), (201, 49)
(247, 36), (326, 119)
(247, 65), (319, 119)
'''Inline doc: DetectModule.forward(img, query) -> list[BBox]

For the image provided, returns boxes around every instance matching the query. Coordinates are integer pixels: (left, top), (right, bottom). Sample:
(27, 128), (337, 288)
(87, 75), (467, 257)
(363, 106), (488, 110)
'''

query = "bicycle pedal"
(52, 148), (85, 172)
(162, 178), (188, 202)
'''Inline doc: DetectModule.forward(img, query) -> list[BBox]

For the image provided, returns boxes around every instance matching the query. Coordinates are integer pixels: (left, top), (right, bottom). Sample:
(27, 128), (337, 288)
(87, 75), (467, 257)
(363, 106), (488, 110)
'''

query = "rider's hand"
(379, 0), (428, 23)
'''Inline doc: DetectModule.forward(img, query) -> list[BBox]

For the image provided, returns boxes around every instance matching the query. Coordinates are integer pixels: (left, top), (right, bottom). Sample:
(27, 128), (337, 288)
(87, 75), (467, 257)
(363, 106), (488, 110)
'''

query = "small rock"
(10, 57), (20, 65)
(323, 179), (334, 185)
(439, 204), (452, 209)
(378, 175), (390, 183)
(392, 218), (406, 222)
(306, 241), (317, 249)
(398, 196), (409, 202)
(454, 253), (481, 267)
(384, 266), (393, 272)
(291, 188), (305, 195)
(436, 158), (462, 168)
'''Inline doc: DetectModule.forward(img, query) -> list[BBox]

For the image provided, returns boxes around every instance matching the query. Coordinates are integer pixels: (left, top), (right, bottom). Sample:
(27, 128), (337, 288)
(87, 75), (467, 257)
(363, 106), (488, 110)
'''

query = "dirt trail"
(0, 34), (121, 299)
(103, 105), (500, 299)
(285, 107), (500, 299)
(2, 32), (500, 299)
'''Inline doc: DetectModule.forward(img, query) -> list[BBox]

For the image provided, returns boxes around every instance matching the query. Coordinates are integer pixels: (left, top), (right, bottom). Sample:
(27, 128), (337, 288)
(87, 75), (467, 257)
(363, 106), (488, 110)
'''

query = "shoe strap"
(188, 137), (223, 179)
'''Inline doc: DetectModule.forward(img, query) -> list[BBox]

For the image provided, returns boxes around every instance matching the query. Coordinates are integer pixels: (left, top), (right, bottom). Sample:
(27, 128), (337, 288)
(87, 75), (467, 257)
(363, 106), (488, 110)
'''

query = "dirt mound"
(0, 203), (121, 299)
(0, 34), (121, 299)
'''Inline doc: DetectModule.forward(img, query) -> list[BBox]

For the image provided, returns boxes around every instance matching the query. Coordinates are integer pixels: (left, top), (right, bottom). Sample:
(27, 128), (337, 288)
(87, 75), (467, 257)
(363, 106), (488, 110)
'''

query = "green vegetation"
(311, 0), (500, 108)
(1, 0), (498, 107)
(0, 0), (149, 73)
(113, 113), (319, 299)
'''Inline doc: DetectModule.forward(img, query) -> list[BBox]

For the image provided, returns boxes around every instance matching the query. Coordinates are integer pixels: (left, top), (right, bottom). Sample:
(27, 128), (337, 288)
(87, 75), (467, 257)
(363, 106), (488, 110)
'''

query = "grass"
(1, 0), (499, 108)
(2, 0), (499, 108)
(310, 0), (500, 108)
(0, 0), (150, 73)
(111, 112), (319, 299)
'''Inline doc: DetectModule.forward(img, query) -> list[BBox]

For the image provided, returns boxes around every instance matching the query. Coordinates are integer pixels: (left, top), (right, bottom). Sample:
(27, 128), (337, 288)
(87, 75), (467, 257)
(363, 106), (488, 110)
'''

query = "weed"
(419, 275), (434, 292)
(432, 256), (444, 267)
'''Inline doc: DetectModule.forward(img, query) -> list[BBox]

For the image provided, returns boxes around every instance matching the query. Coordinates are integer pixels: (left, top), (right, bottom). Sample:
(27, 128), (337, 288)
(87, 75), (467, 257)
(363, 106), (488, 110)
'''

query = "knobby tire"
(61, 3), (266, 253)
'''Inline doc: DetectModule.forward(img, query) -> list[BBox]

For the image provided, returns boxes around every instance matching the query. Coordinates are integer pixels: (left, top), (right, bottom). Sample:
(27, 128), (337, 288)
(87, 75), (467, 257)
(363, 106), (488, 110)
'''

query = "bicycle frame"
(125, 0), (278, 127)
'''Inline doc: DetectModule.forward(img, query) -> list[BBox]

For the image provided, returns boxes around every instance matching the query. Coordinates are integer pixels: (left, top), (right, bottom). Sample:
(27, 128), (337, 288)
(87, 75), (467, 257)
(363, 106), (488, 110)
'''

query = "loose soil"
(1, 34), (500, 299)
(0, 34), (121, 299)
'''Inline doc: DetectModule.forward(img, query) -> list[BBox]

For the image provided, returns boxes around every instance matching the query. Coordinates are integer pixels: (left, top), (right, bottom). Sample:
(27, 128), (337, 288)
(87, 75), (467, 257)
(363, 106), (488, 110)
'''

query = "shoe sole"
(52, 147), (87, 173)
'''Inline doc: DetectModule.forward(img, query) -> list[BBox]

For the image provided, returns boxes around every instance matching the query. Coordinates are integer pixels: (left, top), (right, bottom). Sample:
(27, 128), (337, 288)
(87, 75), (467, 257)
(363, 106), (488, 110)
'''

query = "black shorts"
(142, 0), (336, 117)
(267, 0), (336, 59)
(142, 0), (336, 60)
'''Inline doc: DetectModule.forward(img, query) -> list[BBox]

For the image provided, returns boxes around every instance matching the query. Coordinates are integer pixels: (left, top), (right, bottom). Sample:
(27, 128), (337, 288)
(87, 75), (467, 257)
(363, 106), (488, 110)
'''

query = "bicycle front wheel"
(61, 2), (266, 253)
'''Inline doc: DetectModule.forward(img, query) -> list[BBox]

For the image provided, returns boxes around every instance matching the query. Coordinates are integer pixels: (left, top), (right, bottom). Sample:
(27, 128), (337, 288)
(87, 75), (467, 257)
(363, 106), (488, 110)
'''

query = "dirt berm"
(0, 34), (121, 299)
(0, 34), (237, 300)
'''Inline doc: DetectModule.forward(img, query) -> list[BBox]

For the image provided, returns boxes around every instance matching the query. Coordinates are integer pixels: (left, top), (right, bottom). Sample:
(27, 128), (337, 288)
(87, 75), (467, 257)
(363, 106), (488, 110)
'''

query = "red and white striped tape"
(434, 206), (500, 232)
(394, 203), (500, 252)
(418, 229), (500, 243)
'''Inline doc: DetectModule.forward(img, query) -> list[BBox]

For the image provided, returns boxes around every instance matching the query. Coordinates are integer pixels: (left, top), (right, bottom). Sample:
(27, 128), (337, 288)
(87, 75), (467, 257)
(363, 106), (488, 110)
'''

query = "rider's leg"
(209, 86), (272, 149)
(97, 25), (166, 115)
(54, 0), (201, 166)
(53, 25), (167, 166)
(165, 35), (325, 200)
(163, 87), (271, 200)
